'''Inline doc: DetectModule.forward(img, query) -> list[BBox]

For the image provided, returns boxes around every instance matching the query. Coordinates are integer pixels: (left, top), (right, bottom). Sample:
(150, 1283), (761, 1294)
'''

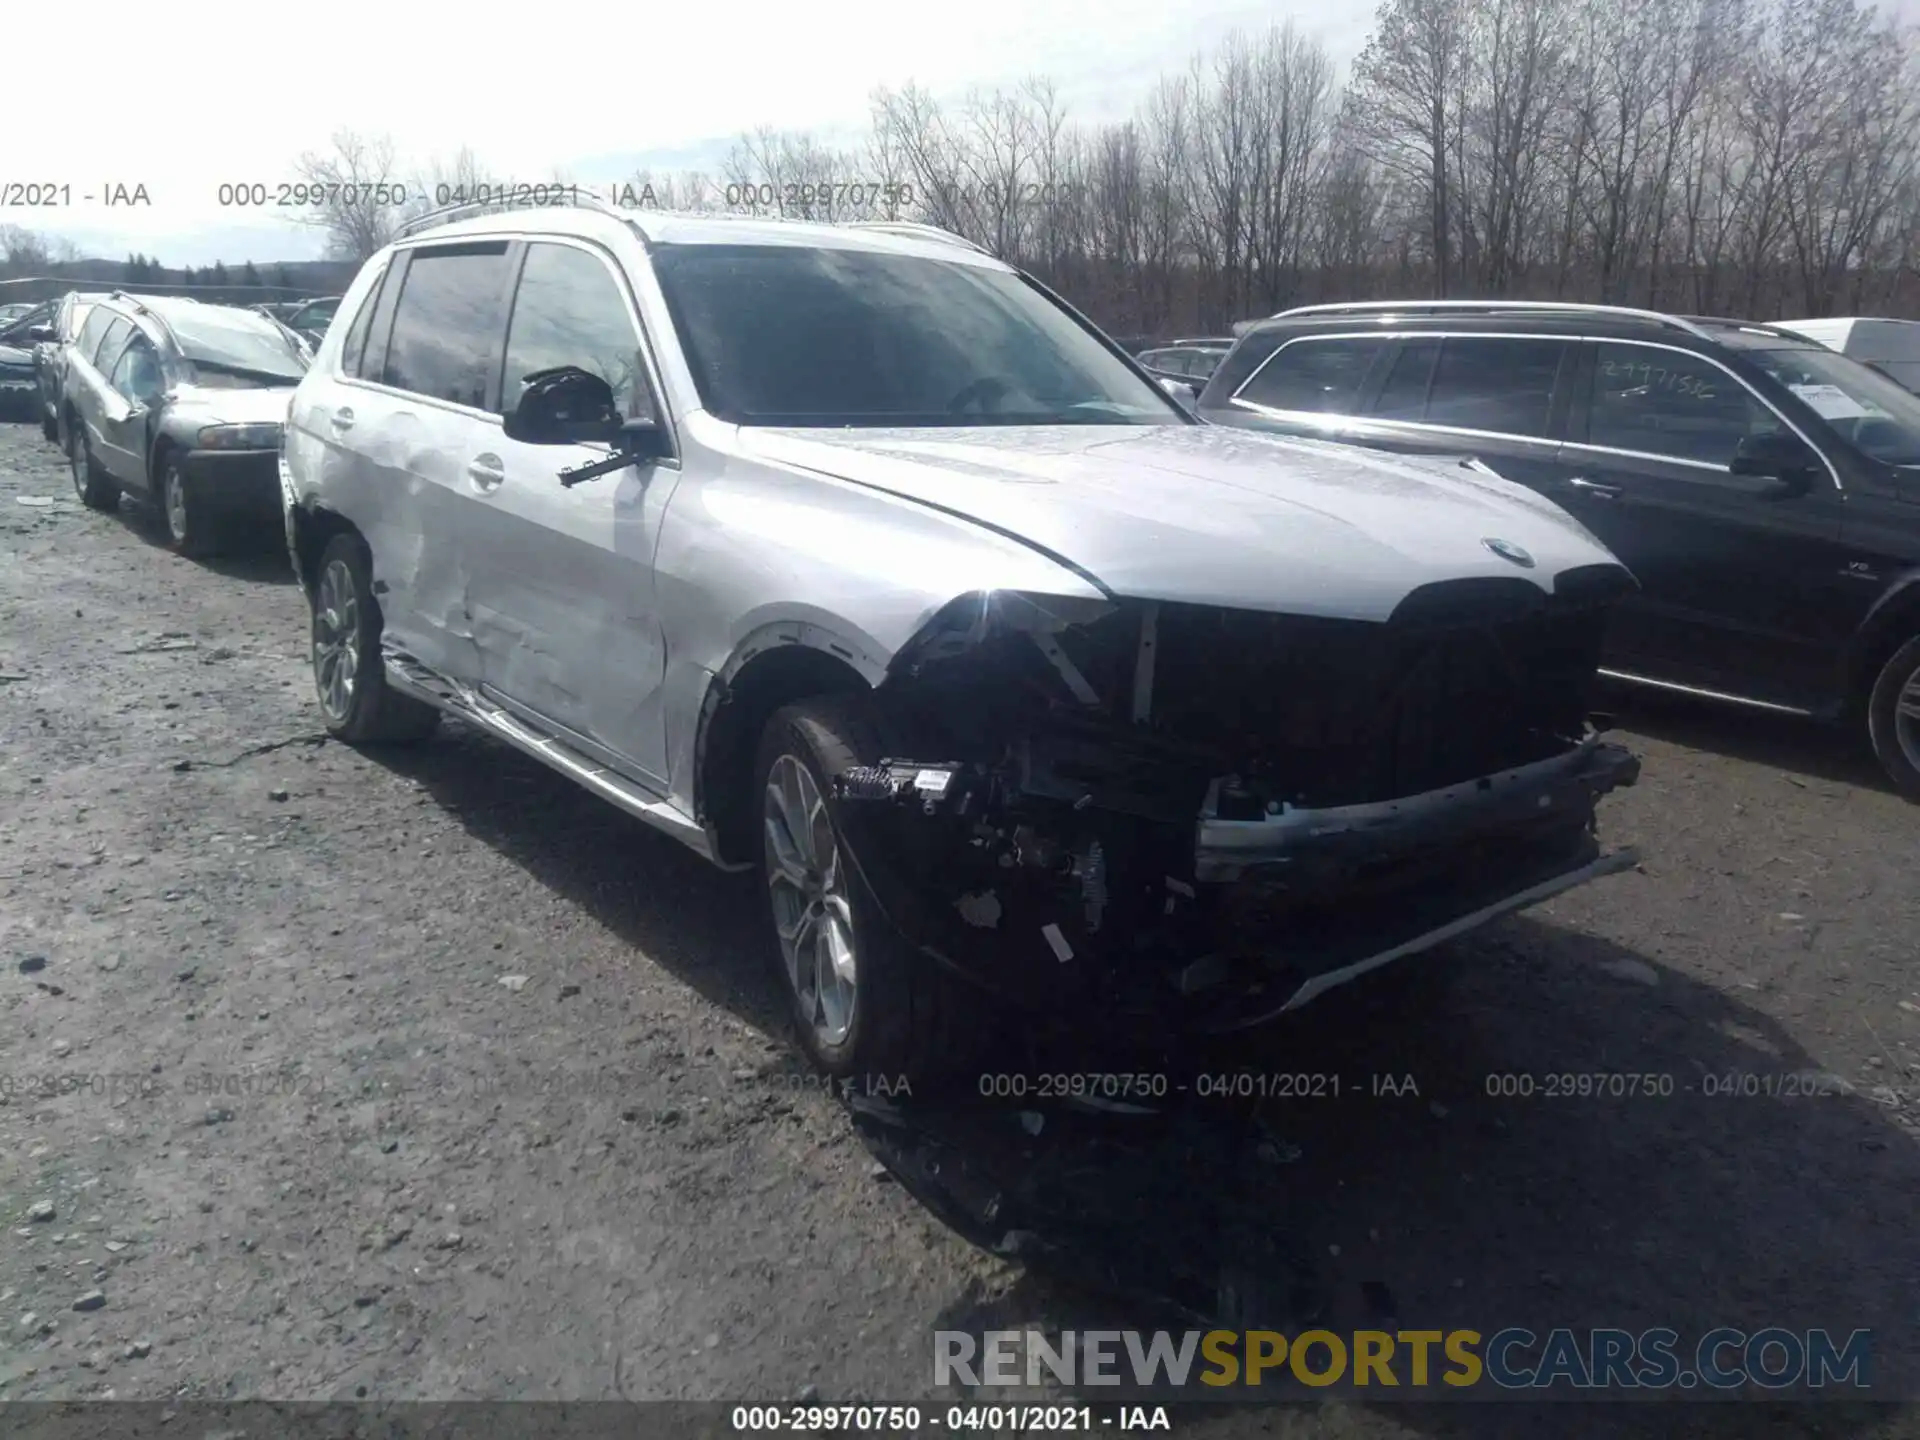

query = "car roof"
(1237, 306), (1817, 351)
(396, 205), (1012, 270)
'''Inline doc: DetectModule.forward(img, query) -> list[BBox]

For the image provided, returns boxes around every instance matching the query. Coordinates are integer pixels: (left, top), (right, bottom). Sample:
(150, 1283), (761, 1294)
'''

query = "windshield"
(164, 308), (309, 383)
(0, 304), (51, 343)
(1746, 345), (1920, 466)
(649, 243), (1183, 427)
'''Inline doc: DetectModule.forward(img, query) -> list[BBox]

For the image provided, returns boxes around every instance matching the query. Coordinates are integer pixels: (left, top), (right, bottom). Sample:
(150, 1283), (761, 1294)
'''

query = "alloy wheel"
(313, 559), (360, 722)
(763, 753), (858, 1048)
(1897, 665), (1920, 772)
(164, 467), (189, 542)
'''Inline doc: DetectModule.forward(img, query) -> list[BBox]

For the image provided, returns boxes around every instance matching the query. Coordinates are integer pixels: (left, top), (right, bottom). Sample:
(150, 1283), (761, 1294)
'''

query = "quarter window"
(1424, 338), (1566, 437)
(1236, 337), (1387, 413)
(381, 243), (513, 410)
(502, 242), (654, 421)
(1587, 343), (1781, 466)
(337, 265), (389, 378)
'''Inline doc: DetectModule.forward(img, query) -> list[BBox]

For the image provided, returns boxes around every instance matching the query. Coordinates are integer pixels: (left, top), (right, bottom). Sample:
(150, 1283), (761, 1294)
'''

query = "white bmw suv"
(281, 197), (1641, 1083)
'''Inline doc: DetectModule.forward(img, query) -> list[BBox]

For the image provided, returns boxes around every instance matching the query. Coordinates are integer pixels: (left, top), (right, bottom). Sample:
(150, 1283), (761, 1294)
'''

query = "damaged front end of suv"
(825, 572), (1640, 1042)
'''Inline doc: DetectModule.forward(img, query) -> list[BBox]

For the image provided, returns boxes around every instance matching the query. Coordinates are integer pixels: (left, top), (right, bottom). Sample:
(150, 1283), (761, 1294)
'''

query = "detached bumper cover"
(1194, 735), (1640, 882)
(1180, 739), (1641, 1028)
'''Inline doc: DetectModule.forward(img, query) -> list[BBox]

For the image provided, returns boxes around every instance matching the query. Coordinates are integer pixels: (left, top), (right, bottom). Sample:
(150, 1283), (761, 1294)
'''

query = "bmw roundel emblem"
(1481, 537), (1536, 568)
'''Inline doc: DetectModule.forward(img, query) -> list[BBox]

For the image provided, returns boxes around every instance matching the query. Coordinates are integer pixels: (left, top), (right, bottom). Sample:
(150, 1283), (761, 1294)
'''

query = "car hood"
(0, 344), (33, 370)
(738, 423), (1624, 620)
(167, 382), (299, 427)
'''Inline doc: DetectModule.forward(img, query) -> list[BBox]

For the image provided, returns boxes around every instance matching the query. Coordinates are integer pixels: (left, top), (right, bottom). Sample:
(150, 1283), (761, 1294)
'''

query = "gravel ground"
(2, 419), (1918, 1439)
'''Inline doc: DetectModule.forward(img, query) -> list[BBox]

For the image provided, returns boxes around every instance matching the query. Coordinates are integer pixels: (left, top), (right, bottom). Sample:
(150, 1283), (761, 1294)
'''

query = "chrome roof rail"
(843, 220), (992, 256)
(1266, 299), (1716, 342)
(394, 190), (636, 240)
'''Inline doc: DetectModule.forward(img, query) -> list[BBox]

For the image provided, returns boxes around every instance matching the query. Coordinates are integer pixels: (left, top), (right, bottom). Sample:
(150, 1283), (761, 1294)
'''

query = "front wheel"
(754, 697), (984, 1088)
(155, 454), (219, 558)
(309, 532), (441, 745)
(1866, 635), (1920, 800)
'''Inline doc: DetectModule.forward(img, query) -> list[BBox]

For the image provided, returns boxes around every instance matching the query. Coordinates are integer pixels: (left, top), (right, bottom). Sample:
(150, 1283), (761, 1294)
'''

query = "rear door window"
(1235, 336), (1388, 414)
(1423, 338), (1568, 438)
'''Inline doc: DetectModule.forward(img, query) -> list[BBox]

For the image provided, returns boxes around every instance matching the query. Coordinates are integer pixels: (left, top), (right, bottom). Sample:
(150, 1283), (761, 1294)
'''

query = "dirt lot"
(2, 418), (1919, 1438)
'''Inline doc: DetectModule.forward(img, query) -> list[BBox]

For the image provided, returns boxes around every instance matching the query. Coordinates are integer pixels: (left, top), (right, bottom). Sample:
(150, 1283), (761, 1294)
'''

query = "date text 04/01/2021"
(728, 1404), (1172, 1431)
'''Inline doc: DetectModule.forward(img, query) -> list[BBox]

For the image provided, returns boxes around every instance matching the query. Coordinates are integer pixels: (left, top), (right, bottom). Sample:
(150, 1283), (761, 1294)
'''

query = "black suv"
(1139, 339), (1232, 385)
(1195, 301), (1920, 796)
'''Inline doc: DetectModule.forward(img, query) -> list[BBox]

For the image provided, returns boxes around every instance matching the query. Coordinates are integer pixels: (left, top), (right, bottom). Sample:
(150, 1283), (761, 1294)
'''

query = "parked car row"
(251, 295), (344, 348)
(11, 289), (312, 556)
(1189, 299), (1920, 796)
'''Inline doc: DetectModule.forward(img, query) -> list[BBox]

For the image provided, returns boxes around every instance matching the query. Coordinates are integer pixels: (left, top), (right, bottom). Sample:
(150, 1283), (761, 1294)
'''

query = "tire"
(41, 411), (58, 444)
(754, 696), (985, 1088)
(309, 532), (441, 745)
(67, 424), (118, 512)
(154, 453), (220, 558)
(1866, 635), (1920, 800)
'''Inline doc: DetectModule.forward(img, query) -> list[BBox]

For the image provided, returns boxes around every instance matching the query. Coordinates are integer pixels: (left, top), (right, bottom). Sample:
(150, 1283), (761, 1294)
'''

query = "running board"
(383, 656), (736, 867)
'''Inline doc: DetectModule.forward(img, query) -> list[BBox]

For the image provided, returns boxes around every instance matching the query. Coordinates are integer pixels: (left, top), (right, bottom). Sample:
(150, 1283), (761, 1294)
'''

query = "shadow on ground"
(373, 723), (1919, 1438)
(1598, 680), (1891, 795)
(105, 491), (298, 585)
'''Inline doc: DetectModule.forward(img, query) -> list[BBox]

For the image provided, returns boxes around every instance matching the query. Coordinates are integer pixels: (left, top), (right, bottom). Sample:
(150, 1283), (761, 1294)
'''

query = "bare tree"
(1346, 0), (1472, 294)
(288, 130), (406, 263)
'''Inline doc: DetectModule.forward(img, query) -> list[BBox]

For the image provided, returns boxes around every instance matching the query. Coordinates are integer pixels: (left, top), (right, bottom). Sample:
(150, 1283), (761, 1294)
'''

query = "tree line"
(671, 0), (1920, 333)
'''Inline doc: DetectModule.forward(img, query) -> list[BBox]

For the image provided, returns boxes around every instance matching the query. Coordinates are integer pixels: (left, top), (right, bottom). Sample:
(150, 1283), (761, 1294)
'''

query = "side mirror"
(1158, 375), (1199, 406)
(1728, 431), (1818, 496)
(504, 365), (669, 481)
(25, 326), (54, 345)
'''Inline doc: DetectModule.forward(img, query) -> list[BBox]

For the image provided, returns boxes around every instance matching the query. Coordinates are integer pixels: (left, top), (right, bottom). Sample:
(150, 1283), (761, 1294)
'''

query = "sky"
(13, 0), (1374, 267)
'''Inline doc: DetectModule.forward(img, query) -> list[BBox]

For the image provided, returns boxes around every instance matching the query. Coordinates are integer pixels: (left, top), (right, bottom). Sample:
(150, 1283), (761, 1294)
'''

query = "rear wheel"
(67, 424), (118, 512)
(310, 533), (441, 745)
(755, 696), (984, 1088)
(41, 410), (57, 444)
(1866, 635), (1920, 800)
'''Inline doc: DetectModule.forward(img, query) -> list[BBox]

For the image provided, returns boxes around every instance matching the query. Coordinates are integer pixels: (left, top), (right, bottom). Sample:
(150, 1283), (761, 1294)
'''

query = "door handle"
(329, 407), (354, 432)
(466, 454), (506, 492)
(1566, 476), (1623, 499)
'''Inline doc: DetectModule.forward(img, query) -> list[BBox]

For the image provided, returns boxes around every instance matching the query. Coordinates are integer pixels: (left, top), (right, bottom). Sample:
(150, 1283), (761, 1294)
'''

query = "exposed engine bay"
(832, 582), (1642, 1037)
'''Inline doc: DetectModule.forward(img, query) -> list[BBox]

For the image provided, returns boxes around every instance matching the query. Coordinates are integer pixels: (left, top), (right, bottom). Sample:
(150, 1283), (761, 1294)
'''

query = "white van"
(1771, 317), (1920, 394)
